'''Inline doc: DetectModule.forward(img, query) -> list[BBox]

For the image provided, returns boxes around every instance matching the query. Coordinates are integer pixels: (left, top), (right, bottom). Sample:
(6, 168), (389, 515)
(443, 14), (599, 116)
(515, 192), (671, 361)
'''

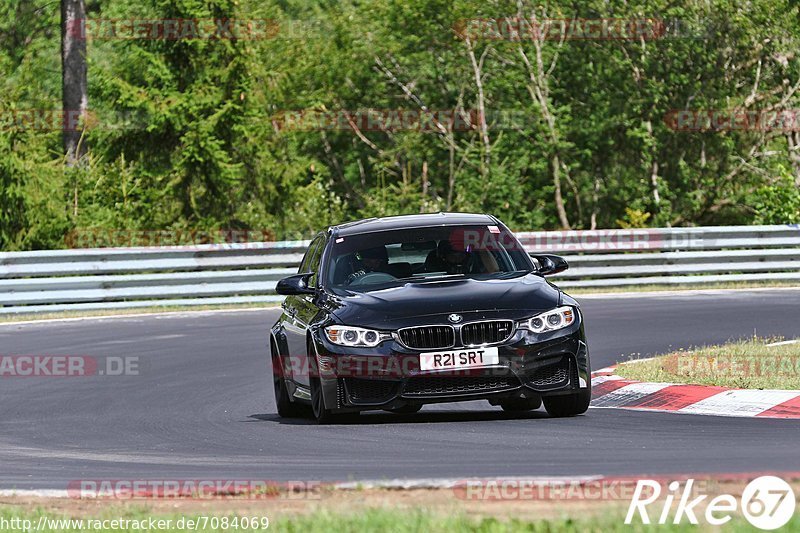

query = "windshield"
(327, 225), (532, 290)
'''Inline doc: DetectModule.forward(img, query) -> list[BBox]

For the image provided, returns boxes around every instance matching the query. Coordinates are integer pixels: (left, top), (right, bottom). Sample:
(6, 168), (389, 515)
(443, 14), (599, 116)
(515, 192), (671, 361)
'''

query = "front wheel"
(310, 377), (335, 424)
(272, 352), (304, 418)
(543, 388), (591, 417)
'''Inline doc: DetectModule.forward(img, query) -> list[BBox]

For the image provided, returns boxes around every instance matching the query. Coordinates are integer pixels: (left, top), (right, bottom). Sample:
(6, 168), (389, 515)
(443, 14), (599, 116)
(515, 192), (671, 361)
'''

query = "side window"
(297, 237), (321, 274)
(308, 235), (327, 288)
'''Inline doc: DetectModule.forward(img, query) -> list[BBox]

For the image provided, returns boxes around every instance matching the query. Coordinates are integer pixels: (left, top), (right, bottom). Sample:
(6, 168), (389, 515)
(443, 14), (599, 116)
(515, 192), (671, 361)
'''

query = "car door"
(282, 236), (322, 388)
(291, 233), (327, 388)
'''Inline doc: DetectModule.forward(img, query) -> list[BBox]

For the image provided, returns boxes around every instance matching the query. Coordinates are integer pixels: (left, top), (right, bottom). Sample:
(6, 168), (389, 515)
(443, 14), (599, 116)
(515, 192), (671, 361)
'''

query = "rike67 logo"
(626, 476), (796, 530)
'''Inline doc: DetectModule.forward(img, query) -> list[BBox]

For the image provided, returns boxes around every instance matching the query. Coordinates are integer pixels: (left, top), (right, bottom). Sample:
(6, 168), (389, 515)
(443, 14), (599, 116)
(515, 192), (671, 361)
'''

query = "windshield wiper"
(395, 273), (465, 282)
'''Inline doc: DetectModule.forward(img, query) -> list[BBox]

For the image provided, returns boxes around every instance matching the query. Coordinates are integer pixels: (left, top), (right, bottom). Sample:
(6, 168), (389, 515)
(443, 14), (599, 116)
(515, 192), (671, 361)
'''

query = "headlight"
(324, 326), (390, 347)
(521, 306), (575, 333)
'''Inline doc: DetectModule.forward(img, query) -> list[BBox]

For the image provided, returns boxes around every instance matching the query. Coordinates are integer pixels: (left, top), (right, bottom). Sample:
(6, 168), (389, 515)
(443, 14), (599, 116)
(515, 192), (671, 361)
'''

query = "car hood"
(324, 273), (562, 328)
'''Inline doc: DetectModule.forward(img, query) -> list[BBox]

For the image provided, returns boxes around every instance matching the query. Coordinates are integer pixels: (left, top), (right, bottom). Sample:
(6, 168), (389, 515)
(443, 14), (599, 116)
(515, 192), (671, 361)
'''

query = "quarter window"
(308, 234), (327, 288)
(298, 237), (322, 274)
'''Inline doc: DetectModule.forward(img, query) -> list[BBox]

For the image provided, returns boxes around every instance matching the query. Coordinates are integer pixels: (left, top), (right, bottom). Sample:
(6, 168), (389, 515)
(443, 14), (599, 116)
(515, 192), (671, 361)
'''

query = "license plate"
(419, 347), (499, 371)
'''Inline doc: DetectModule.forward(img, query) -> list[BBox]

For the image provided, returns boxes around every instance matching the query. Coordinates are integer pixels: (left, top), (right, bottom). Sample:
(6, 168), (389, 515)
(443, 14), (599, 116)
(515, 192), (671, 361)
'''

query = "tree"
(61, 0), (87, 165)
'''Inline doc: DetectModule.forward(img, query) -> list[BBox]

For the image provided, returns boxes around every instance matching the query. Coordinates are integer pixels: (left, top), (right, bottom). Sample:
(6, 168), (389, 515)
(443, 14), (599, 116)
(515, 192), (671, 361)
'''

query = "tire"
(272, 350), (304, 418)
(499, 397), (542, 412)
(543, 388), (591, 417)
(307, 338), (360, 424)
(386, 404), (422, 414)
(310, 376), (335, 424)
(307, 336), (336, 424)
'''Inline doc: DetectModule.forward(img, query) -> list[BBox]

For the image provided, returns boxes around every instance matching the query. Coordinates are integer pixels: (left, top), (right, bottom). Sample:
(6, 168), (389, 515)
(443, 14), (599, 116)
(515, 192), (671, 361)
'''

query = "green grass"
(269, 508), (786, 532)
(615, 338), (800, 389)
(1, 507), (796, 532)
(0, 302), (279, 324)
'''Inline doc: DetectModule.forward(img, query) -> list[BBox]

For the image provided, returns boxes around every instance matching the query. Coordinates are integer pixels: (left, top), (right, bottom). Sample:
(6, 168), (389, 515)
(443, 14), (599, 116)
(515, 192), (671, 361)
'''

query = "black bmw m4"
(270, 212), (591, 423)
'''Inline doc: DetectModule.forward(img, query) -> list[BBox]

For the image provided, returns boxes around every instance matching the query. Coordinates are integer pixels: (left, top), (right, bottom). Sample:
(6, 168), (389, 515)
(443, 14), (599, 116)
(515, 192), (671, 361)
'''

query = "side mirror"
(531, 254), (569, 276)
(276, 273), (316, 295)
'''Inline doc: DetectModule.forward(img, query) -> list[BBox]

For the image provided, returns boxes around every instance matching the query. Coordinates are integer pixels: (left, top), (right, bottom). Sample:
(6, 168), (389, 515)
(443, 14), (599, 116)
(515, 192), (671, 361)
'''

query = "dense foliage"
(2, 0), (800, 249)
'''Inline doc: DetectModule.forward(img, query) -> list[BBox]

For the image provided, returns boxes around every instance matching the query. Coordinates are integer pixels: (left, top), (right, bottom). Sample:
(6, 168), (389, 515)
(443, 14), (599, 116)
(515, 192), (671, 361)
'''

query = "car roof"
(329, 212), (498, 237)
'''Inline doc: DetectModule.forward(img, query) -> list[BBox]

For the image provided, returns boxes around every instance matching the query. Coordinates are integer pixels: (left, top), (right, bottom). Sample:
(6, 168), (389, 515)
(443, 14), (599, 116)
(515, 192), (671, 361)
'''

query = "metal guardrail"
(1, 225), (798, 314)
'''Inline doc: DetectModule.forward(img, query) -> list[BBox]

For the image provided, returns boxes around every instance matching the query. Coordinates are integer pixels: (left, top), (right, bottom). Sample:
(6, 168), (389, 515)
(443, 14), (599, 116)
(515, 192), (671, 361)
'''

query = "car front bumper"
(312, 323), (590, 412)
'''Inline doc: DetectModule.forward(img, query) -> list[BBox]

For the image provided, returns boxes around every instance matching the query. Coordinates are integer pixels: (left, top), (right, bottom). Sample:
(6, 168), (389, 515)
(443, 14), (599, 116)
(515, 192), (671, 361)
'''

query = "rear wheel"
(499, 397), (541, 412)
(543, 388), (591, 417)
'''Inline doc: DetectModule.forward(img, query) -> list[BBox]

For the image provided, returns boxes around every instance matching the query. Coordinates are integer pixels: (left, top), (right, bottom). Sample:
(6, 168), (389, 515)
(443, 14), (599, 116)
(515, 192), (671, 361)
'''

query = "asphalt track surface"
(2, 289), (800, 490)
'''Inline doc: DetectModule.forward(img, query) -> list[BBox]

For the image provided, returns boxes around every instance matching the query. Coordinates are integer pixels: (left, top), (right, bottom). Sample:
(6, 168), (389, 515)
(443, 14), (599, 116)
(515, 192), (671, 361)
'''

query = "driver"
(345, 246), (389, 284)
(437, 240), (470, 274)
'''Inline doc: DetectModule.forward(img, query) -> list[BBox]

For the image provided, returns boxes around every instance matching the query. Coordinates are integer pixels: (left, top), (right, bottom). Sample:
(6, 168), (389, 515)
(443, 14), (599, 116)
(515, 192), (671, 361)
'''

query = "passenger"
(437, 240), (471, 274)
